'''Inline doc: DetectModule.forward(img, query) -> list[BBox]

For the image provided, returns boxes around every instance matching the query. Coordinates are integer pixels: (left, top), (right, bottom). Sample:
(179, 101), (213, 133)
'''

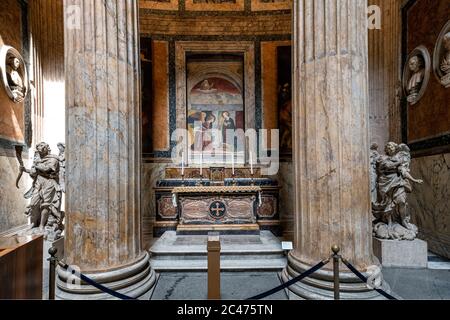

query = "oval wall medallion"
(433, 20), (450, 88)
(0, 45), (29, 103)
(402, 45), (431, 106)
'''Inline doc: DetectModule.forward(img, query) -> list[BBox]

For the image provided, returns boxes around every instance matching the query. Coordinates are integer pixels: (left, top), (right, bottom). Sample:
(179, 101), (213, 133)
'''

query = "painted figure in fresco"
(371, 142), (423, 240)
(192, 112), (216, 151)
(20, 142), (65, 240)
(279, 83), (292, 152)
(406, 55), (425, 103)
(221, 111), (235, 145)
(198, 79), (217, 93)
(6, 56), (25, 102)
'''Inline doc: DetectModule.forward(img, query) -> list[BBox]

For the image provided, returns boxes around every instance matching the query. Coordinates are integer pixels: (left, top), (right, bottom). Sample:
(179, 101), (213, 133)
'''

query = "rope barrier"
(246, 258), (330, 300)
(48, 245), (398, 301)
(57, 261), (136, 300)
(340, 258), (397, 300)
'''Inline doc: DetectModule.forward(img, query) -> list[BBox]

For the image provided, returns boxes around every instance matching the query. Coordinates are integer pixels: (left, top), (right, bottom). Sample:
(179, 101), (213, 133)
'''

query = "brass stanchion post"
(47, 247), (58, 300)
(207, 233), (221, 300)
(331, 245), (340, 300)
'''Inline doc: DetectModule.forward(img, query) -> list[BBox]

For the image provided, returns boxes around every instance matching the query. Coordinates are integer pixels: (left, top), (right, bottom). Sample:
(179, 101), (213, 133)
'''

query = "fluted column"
(282, 0), (385, 299)
(57, 0), (156, 299)
(368, 0), (403, 146)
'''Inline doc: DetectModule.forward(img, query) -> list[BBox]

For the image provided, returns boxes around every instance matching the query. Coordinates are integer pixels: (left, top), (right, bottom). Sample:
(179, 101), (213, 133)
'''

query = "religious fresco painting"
(185, 0), (245, 11)
(186, 55), (245, 163)
(140, 0), (179, 11)
(277, 46), (292, 156)
(251, 0), (291, 11)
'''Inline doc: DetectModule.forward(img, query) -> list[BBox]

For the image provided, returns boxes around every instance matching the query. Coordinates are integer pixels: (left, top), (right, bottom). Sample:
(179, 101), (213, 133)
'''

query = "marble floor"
(149, 267), (450, 300)
(150, 272), (288, 300)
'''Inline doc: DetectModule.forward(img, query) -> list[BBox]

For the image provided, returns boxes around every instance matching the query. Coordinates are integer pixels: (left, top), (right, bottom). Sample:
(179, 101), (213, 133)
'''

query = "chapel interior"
(0, 0), (449, 301)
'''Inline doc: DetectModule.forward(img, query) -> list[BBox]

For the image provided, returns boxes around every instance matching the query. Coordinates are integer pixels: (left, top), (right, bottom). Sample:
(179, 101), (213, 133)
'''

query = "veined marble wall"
(409, 153), (450, 259)
(276, 162), (294, 240)
(0, 150), (30, 234)
(142, 162), (169, 248)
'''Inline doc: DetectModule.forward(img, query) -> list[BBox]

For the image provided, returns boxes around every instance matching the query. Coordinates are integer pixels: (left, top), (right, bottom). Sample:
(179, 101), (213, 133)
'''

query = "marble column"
(56, 0), (156, 299)
(282, 0), (385, 299)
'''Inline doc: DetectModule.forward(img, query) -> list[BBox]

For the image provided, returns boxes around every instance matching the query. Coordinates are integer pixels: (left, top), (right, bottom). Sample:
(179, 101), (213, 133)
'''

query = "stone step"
(149, 230), (287, 272)
(152, 253), (285, 261)
(151, 247), (284, 255)
(150, 258), (287, 271)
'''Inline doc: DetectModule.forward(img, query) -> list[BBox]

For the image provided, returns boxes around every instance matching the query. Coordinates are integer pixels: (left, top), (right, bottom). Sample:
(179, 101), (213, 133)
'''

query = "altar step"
(149, 231), (287, 272)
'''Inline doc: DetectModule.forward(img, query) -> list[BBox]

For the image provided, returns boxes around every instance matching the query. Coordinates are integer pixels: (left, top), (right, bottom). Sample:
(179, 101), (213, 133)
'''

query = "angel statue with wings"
(16, 142), (66, 241)
(370, 142), (423, 240)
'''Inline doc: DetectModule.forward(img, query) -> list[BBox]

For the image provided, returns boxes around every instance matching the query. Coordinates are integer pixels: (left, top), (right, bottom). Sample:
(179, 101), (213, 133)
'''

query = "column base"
(56, 251), (156, 300)
(281, 253), (391, 300)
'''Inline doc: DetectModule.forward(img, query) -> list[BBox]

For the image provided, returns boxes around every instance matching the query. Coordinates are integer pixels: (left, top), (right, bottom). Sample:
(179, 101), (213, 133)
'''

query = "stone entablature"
(140, 0), (292, 12)
(139, 12), (291, 36)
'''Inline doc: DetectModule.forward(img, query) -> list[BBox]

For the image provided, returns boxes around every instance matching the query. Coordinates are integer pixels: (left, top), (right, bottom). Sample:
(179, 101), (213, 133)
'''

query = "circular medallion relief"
(402, 45), (431, 106)
(0, 45), (29, 103)
(209, 200), (226, 219)
(433, 20), (450, 88)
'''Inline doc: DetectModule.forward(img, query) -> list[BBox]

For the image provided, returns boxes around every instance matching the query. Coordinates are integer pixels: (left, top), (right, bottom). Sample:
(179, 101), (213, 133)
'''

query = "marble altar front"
(153, 167), (280, 236)
(173, 185), (261, 234)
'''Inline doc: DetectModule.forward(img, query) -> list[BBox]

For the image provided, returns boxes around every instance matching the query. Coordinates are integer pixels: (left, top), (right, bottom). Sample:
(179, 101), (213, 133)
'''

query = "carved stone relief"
(402, 46), (431, 105)
(158, 196), (178, 219)
(257, 195), (277, 218)
(179, 196), (255, 224)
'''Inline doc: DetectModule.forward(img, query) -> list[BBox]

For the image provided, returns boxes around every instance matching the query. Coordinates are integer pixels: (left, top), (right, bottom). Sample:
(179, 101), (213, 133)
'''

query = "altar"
(153, 167), (281, 236)
(173, 185), (261, 234)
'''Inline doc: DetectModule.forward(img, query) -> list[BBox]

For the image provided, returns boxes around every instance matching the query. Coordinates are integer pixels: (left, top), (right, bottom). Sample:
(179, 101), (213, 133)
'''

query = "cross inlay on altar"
(210, 201), (226, 219)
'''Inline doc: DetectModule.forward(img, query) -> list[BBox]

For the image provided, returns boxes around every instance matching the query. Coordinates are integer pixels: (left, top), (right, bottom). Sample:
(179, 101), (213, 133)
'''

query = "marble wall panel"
(185, 0), (245, 11)
(409, 153), (450, 258)
(274, 162), (293, 240)
(140, 0), (179, 11)
(261, 41), (291, 149)
(0, 151), (30, 233)
(251, 0), (291, 11)
(142, 162), (168, 248)
(152, 41), (170, 152)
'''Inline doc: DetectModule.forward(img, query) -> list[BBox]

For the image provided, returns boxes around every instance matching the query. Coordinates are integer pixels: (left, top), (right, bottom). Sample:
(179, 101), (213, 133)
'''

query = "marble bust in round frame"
(433, 20), (450, 88)
(0, 45), (29, 103)
(402, 45), (431, 106)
